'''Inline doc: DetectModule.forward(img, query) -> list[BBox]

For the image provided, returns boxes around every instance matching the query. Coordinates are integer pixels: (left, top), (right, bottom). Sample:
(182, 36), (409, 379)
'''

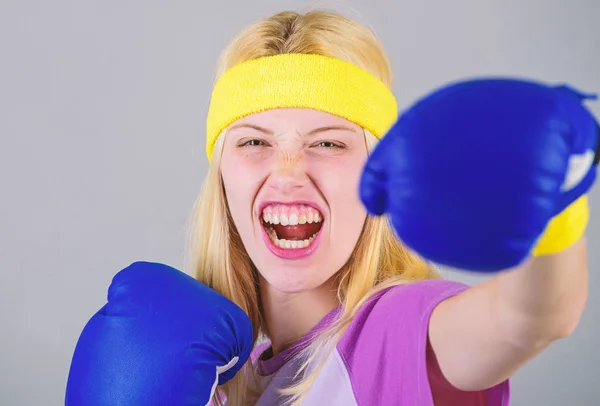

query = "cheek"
(220, 159), (263, 230)
(311, 159), (367, 280)
(318, 157), (367, 229)
(319, 156), (365, 206)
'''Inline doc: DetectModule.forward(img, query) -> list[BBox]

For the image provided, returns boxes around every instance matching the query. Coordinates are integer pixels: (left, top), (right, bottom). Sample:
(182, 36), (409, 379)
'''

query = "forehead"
(231, 108), (363, 132)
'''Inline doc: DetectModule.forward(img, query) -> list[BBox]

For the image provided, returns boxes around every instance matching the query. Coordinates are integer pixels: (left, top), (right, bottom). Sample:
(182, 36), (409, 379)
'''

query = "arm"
(428, 236), (588, 392)
(357, 76), (598, 395)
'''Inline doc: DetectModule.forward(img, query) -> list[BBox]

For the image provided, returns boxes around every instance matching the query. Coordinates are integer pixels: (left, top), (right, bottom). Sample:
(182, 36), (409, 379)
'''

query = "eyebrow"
(228, 123), (274, 134)
(307, 125), (358, 135)
(228, 123), (358, 135)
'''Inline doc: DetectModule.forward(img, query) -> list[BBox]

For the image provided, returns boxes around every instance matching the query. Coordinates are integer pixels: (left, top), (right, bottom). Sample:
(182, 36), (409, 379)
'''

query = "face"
(219, 108), (369, 294)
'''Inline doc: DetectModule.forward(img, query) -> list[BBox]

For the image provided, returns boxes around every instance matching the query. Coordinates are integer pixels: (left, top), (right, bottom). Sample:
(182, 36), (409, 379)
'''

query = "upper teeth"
(262, 204), (323, 225)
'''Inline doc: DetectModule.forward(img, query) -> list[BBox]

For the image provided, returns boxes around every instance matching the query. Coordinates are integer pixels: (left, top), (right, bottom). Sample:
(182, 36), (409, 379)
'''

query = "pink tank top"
(249, 279), (510, 405)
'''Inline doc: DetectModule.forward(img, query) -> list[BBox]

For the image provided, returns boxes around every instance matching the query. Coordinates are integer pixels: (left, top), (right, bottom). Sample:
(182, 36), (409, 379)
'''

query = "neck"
(260, 276), (339, 356)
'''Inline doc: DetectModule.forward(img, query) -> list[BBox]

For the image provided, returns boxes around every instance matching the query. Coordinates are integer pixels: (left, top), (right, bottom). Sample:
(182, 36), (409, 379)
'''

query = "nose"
(268, 149), (308, 195)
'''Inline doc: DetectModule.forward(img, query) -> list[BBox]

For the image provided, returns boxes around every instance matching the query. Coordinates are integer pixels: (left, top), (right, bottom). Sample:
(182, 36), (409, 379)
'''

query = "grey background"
(1, 0), (599, 404)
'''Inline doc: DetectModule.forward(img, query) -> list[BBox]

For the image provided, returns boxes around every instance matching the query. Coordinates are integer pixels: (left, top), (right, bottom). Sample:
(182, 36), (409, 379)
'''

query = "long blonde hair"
(187, 10), (441, 405)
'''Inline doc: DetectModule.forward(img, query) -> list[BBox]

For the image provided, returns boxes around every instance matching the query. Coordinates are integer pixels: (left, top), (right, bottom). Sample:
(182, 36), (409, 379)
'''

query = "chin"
(260, 262), (331, 294)
(254, 237), (347, 295)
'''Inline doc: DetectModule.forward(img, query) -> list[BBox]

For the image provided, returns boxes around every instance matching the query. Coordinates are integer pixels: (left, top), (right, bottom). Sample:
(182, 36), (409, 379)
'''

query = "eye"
(238, 138), (267, 147)
(313, 141), (344, 149)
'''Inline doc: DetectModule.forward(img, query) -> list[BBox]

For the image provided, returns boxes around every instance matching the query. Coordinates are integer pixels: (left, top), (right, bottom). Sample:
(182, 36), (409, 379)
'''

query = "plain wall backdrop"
(1, 0), (599, 404)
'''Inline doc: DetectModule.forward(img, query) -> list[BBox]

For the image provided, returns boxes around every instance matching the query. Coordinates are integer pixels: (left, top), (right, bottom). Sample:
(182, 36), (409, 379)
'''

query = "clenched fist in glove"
(360, 79), (598, 271)
(65, 261), (253, 406)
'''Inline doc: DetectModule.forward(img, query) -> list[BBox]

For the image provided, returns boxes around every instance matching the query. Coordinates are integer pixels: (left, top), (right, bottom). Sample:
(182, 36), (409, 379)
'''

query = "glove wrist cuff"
(532, 195), (589, 256)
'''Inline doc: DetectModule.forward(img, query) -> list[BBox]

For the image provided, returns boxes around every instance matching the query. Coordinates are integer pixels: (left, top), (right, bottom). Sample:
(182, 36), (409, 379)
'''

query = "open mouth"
(261, 203), (324, 250)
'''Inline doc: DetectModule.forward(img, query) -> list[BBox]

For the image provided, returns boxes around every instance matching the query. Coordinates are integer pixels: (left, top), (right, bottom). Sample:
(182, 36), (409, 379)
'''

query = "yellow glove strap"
(532, 195), (589, 256)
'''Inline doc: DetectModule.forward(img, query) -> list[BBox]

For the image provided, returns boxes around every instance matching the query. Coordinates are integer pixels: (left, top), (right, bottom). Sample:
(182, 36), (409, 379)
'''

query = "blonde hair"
(187, 9), (441, 405)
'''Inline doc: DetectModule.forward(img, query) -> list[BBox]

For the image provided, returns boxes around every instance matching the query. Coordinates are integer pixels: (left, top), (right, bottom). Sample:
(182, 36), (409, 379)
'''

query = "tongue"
(273, 223), (322, 240)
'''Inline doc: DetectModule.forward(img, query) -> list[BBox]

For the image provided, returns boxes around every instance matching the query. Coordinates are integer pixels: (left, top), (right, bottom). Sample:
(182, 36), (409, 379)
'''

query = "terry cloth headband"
(205, 53), (399, 161)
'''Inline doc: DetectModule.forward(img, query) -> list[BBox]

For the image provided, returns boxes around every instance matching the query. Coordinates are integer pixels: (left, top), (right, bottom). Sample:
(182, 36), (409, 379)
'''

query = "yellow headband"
(205, 53), (398, 160)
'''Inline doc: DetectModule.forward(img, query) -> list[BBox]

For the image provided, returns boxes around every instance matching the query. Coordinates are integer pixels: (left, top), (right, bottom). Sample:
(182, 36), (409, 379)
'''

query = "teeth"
(262, 204), (323, 225)
(289, 213), (298, 226)
(269, 233), (318, 249)
(264, 226), (318, 250)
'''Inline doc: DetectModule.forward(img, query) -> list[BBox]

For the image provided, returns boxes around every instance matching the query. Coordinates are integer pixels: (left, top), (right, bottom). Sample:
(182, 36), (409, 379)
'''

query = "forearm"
(429, 237), (589, 391)
(493, 236), (588, 349)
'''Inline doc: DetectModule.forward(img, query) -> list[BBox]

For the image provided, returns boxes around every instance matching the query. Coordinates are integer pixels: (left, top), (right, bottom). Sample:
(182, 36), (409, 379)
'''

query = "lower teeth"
(266, 228), (318, 249)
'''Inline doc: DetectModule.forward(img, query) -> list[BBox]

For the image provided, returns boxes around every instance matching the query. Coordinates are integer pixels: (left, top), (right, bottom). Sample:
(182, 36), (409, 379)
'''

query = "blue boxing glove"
(65, 261), (253, 406)
(360, 78), (599, 272)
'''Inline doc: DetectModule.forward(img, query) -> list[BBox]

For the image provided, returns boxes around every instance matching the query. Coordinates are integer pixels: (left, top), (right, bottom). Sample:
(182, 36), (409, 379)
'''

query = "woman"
(188, 9), (592, 406)
(64, 8), (594, 406)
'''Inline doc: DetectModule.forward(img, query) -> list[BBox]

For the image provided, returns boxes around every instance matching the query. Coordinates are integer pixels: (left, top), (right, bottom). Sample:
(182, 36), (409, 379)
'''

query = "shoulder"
(375, 279), (471, 324)
(342, 279), (470, 344)
(375, 278), (469, 308)
(335, 279), (473, 405)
